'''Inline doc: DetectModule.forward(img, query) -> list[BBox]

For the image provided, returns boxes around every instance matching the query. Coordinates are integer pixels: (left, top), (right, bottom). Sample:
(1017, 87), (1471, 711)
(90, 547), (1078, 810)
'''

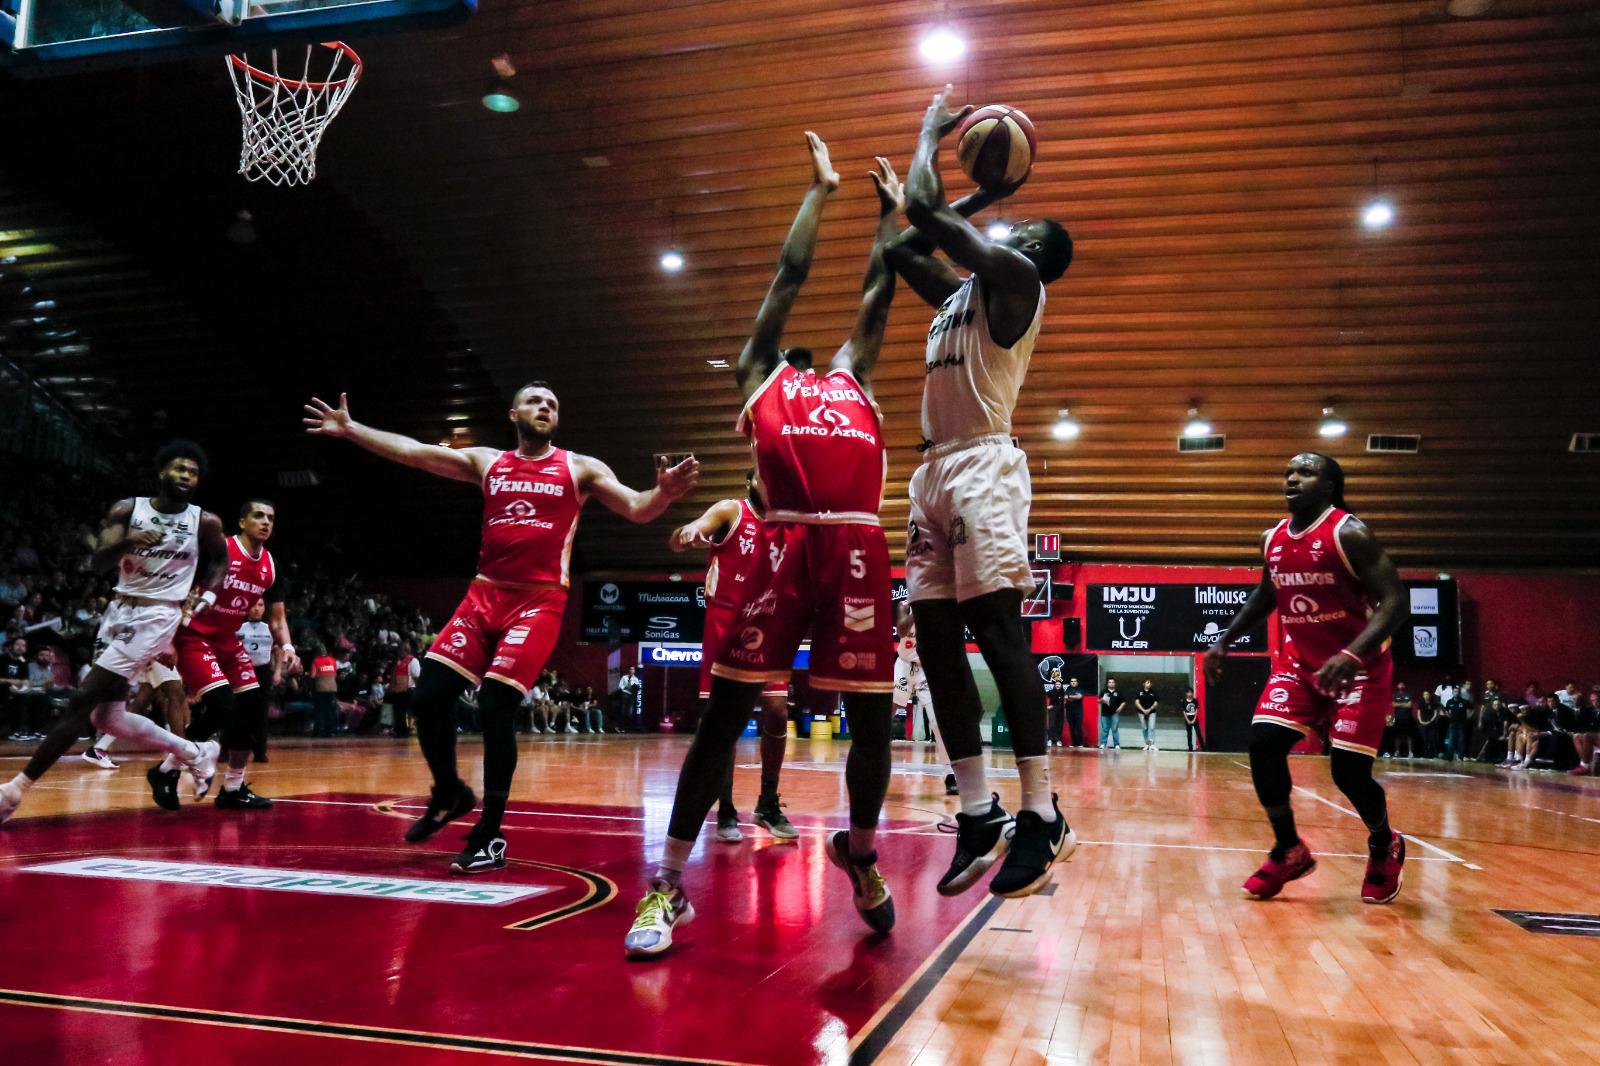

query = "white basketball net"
(227, 42), (362, 186)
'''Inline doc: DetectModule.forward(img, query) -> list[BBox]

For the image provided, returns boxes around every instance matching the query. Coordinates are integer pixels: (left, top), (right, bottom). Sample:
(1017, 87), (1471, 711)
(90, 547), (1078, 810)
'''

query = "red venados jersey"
(187, 536), (275, 640)
(1264, 506), (1389, 670)
(704, 499), (763, 610)
(737, 365), (885, 518)
(478, 448), (583, 587)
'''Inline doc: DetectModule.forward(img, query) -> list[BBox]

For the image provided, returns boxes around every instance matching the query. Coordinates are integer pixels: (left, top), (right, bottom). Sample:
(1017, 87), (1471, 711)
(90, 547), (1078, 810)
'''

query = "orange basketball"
(955, 104), (1037, 190)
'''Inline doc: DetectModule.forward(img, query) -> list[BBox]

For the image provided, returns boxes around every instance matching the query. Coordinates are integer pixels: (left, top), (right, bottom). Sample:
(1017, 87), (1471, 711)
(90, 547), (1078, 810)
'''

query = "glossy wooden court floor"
(3, 734), (1597, 1065)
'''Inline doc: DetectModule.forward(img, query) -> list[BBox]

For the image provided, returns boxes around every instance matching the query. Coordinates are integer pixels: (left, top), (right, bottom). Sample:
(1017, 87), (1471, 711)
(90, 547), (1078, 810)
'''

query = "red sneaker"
(1242, 841), (1316, 900)
(1361, 832), (1405, 904)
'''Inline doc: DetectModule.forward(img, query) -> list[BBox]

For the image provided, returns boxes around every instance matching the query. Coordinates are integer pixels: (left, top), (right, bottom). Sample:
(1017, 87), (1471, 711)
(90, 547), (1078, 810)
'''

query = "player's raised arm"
(883, 175), (1007, 309)
(303, 392), (495, 484)
(737, 132), (839, 397)
(830, 158), (904, 387)
(577, 453), (700, 524)
(669, 498), (742, 552)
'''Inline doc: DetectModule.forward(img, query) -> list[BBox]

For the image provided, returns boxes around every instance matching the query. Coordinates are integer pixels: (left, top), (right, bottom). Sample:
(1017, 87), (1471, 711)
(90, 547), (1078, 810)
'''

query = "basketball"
(956, 104), (1037, 189)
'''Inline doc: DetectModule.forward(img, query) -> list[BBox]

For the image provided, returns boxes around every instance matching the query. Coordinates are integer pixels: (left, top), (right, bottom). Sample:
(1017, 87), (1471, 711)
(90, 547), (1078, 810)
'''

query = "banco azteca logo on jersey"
(780, 403), (877, 443)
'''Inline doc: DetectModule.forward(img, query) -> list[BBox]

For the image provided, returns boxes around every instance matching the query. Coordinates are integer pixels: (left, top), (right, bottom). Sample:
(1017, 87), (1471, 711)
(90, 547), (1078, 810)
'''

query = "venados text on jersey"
(487, 476), (564, 496)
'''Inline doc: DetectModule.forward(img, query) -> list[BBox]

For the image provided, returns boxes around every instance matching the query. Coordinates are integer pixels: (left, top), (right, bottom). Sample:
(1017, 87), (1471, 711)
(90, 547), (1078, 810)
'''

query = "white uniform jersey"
(921, 275), (1045, 446)
(114, 498), (202, 603)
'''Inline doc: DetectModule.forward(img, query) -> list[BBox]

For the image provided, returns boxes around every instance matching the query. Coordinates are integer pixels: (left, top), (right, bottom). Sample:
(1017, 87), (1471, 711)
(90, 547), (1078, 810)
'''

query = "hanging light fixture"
(919, 1), (966, 64)
(1051, 407), (1080, 440)
(481, 53), (520, 113)
(660, 209), (685, 272)
(1182, 405), (1211, 438)
(1318, 405), (1348, 438)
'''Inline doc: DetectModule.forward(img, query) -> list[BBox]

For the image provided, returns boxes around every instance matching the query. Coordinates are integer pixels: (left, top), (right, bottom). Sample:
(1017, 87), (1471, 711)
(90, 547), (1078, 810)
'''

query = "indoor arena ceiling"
(1, 0), (1597, 576)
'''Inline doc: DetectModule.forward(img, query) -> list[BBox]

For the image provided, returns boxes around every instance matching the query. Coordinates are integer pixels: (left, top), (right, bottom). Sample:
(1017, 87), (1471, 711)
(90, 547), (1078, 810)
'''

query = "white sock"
(653, 836), (694, 887)
(159, 753), (180, 772)
(8, 772), (31, 794)
(1017, 755), (1055, 819)
(223, 769), (245, 792)
(952, 756), (991, 816)
(91, 704), (199, 763)
(96, 735), (115, 753)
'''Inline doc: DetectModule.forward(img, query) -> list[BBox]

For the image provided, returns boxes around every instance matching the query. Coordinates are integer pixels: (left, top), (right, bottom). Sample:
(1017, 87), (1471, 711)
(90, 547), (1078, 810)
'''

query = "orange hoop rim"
(228, 41), (362, 91)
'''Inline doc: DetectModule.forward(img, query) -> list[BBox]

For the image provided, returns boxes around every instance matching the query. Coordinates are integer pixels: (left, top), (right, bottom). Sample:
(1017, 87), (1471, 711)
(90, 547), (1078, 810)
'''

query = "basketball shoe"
(753, 796), (798, 841)
(451, 827), (507, 874)
(215, 784), (273, 810)
(1361, 832), (1405, 904)
(625, 881), (695, 958)
(81, 748), (117, 769)
(989, 796), (1076, 898)
(1242, 841), (1317, 900)
(715, 810), (743, 843)
(146, 766), (183, 811)
(0, 779), (23, 825)
(937, 794), (1012, 896)
(186, 741), (220, 800)
(405, 781), (478, 843)
(824, 831), (895, 933)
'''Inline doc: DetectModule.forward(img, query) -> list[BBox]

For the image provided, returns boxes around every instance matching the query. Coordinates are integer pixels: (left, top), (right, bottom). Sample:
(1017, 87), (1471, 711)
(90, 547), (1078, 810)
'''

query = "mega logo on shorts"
(1268, 687), (1290, 703)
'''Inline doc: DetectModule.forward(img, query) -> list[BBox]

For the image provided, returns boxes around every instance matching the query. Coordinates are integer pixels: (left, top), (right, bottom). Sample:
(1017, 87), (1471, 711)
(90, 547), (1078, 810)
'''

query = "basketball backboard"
(1, 0), (472, 70)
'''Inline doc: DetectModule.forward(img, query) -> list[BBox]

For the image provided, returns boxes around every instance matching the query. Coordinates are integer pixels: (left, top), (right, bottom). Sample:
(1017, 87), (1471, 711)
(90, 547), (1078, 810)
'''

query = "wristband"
(198, 590), (217, 608)
(279, 643), (296, 658)
(1335, 648), (1364, 666)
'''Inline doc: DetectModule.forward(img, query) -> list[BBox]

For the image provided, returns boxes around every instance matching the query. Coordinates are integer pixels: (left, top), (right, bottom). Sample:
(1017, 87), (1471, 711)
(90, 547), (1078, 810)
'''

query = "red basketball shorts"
(1253, 654), (1394, 757)
(427, 580), (566, 695)
(700, 600), (787, 700)
(175, 628), (259, 697)
(710, 521), (893, 694)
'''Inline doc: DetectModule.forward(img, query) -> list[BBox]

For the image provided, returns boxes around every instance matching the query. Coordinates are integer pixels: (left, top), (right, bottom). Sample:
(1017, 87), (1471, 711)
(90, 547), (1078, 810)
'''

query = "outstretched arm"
(669, 498), (743, 552)
(904, 86), (1040, 322)
(303, 393), (496, 484)
(1312, 520), (1407, 696)
(737, 132), (840, 397)
(883, 183), (1009, 309)
(830, 158), (905, 386)
(576, 453), (700, 524)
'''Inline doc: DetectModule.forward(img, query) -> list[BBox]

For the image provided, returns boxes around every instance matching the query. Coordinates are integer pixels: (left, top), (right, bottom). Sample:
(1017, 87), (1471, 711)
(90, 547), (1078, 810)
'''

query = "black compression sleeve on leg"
(476, 680), (522, 835)
(1249, 722), (1304, 854)
(1330, 747), (1391, 848)
(413, 660), (470, 792)
(666, 677), (760, 842)
(842, 692), (893, 830)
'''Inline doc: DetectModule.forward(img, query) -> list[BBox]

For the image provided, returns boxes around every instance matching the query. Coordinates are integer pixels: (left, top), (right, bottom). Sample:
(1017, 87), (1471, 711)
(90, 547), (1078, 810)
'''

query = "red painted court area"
(0, 793), (985, 1065)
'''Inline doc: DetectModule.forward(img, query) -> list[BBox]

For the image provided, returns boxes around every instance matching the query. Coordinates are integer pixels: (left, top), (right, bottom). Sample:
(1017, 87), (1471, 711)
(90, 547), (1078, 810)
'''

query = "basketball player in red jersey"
(1204, 453), (1409, 903)
(669, 467), (796, 843)
(165, 498), (299, 811)
(304, 384), (698, 873)
(884, 86), (1076, 899)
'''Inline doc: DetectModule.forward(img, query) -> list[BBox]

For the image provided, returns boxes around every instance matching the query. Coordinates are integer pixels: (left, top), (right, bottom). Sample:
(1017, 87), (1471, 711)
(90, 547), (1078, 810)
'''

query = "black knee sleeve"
(190, 688), (236, 746)
(1248, 722), (1302, 808)
(477, 680), (522, 797)
(842, 693), (893, 829)
(413, 659), (470, 790)
(1330, 747), (1389, 834)
(224, 688), (268, 753)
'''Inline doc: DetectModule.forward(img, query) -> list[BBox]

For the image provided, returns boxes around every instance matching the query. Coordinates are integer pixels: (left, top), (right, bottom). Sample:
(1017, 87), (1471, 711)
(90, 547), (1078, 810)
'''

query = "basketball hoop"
(227, 41), (361, 186)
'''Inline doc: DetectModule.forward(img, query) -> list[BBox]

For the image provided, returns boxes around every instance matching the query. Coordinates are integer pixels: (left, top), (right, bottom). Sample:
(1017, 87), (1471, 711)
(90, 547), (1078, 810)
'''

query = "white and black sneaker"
(624, 881), (695, 958)
(989, 794), (1076, 899)
(450, 827), (508, 874)
(937, 794), (1013, 897)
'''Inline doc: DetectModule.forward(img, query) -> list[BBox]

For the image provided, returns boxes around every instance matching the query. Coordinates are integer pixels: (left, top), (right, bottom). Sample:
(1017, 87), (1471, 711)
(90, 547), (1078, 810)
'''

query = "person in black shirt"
(1044, 671), (1067, 748)
(1571, 688), (1600, 776)
(1098, 679), (1125, 750)
(1181, 688), (1202, 751)
(1, 636), (30, 740)
(1134, 680), (1160, 751)
(1063, 677), (1085, 748)
(1444, 689), (1473, 761)
(1504, 696), (1555, 770)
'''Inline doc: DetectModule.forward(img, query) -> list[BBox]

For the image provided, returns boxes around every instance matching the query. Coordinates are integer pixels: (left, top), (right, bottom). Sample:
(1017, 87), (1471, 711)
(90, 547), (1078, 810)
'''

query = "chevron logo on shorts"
(843, 602), (875, 632)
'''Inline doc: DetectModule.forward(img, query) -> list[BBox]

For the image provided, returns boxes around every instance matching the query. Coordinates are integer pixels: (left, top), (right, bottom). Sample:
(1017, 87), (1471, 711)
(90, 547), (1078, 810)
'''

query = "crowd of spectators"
(1380, 676), (1600, 775)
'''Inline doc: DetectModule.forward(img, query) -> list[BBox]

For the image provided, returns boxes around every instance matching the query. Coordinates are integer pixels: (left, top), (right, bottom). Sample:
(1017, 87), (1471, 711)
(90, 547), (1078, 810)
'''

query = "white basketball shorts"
(93, 598), (184, 683)
(905, 434), (1035, 603)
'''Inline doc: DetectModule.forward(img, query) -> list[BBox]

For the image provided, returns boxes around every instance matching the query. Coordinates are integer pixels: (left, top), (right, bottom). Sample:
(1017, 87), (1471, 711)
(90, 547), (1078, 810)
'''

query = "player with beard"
(304, 384), (698, 872)
(884, 86), (1076, 898)
(0, 442), (223, 824)
(1203, 453), (1409, 903)
(165, 498), (300, 811)
(669, 466), (797, 843)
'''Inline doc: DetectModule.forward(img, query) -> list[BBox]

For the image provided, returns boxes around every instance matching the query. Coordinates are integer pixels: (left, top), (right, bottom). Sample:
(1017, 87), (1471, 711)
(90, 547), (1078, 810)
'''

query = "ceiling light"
(986, 220), (1010, 240)
(446, 413), (470, 422)
(919, 26), (966, 64)
(1051, 407), (1080, 441)
(1361, 199), (1394, 230)
(1182, 406), (1211, 438)
(1318, 406), (1348, 438)
(706, 358), (730, 369)
(659, 249), (685, 272)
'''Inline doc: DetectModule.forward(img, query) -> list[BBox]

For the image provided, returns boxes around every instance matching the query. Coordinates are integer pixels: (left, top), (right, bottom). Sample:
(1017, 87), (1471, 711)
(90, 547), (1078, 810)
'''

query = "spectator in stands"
(617, 667), (642, 733)
(1445, 685), (1473, 761)
(310, 648), (339, 737)
(1557, 681), (1581, 709)
(1182, 688), (1202, 751)
(1, 636), (30, 739)
(1415, 690), (1442, 758)
(1385, 682), (1414, 758)
(1135, 679), (1160, 752)
(1523, 680), (1543, 707)
(1433, 675), (1458, 709)
(579, 686), (604, 734)
(1063, 676), (1086, 748)
(529, 672), (552, 734)
(1044, 671), (1066, 748)
(1504, 695), (1556, 770)
(389, 640), (418, 738)
(1571, 687), (1600, 776)
(1475, 697), (1508, 764)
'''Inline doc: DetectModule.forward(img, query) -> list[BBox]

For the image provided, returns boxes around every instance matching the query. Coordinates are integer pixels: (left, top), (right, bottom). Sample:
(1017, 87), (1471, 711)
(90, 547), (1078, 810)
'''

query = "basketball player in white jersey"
(0, 441), (224, 824)
(885, 86), (1075, 899)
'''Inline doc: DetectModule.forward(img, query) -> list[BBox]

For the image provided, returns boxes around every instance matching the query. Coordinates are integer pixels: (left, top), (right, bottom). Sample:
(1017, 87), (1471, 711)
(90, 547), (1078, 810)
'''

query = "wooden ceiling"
(1, 0), (1597, 575)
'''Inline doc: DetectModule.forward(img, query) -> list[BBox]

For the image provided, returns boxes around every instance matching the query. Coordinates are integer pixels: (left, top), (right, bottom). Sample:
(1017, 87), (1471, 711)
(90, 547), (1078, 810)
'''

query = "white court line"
(1528, 805), (1600, 826)
(1229, 759), (1472, 866)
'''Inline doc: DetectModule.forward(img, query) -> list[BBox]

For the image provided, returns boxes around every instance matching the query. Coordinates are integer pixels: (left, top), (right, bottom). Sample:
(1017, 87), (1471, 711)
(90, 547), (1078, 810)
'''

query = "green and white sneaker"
(753, 797), (799, 841)
(624, 881), (695, 958)
(825, 831), (895, 934)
